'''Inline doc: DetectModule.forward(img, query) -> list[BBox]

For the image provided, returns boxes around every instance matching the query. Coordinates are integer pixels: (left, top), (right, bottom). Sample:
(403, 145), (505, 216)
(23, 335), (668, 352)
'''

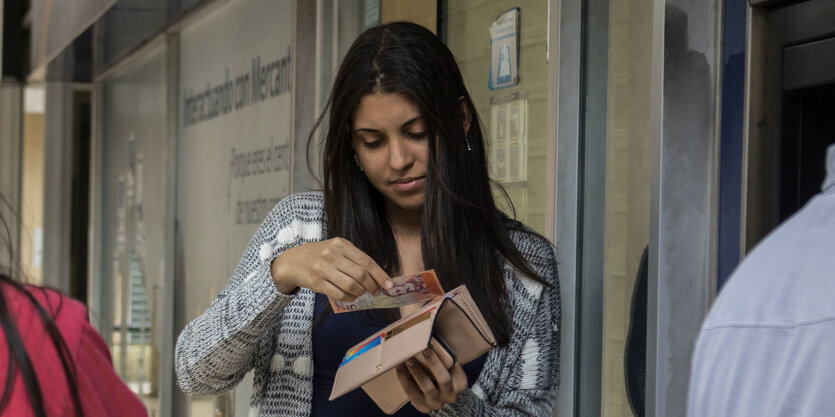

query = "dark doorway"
(780, 83), (835, 221)
(746, 0), (835, 251)
(70, 91), (91, 304)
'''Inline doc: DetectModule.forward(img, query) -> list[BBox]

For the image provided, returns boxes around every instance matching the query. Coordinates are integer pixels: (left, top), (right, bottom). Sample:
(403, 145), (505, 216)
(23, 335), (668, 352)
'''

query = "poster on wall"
(490, 93), (527, 183)
(178, 0), (295, 306)
(489, 8), (520, 90)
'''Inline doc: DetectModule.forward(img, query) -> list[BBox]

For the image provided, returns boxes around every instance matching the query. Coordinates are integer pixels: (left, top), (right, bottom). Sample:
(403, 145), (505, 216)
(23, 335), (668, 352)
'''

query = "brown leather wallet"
(329, 285), (496, 414)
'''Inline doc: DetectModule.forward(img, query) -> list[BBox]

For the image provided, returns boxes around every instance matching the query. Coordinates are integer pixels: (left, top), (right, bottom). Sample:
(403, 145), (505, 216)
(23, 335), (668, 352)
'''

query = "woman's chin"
(385, 197), (426, 216)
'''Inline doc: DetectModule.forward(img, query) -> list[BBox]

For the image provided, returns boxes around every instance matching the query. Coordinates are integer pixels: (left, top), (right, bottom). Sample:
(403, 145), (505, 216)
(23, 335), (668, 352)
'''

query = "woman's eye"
(407, 131), (427, 140)
(362, 139), (383, 148)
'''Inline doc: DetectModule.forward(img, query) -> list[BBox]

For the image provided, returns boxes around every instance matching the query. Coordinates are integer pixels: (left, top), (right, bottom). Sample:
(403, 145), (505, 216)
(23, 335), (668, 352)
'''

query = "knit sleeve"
(175, 193), (323, 396)
(434, 233), (561, 416)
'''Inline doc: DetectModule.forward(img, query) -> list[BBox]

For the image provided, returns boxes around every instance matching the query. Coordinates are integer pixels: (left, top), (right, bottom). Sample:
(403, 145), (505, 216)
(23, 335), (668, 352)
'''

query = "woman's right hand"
(269, 238), (393, 299)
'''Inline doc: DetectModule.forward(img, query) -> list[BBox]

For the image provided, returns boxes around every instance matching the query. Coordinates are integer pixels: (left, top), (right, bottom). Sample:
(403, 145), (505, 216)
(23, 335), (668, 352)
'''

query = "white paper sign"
(490, 94), (527, 183)
(32, 228), (43, 268)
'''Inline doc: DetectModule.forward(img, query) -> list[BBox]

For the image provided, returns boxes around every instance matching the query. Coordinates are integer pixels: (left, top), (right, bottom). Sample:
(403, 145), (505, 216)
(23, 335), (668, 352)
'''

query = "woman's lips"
(390, 176), (425, 192)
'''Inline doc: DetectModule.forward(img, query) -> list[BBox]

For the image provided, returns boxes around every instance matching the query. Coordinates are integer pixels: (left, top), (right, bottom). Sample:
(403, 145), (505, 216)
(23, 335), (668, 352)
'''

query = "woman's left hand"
(396, 348), (469, 413)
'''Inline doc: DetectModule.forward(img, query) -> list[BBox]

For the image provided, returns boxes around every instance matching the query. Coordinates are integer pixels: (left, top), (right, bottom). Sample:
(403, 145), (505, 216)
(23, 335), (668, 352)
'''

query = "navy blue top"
(311, 293), (487, 416)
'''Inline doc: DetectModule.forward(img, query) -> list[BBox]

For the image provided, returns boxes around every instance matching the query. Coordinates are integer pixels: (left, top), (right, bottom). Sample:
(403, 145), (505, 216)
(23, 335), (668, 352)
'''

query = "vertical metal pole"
(161, 32), (180, 417)
(88, 82), (106, 336)
(315, 0), (325, 119)
(552, 0), (583, 414)
(42, 82), (73, 293)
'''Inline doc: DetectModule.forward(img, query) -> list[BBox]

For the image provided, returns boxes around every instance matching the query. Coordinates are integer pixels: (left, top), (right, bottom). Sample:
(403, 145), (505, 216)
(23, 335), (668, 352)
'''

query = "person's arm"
(174, 195), (311, 396)
(175, 193), (392, 397)
(433, 239), (561, 417)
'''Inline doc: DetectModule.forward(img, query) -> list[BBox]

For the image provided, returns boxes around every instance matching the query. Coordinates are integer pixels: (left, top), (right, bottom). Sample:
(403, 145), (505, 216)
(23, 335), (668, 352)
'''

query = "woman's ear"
(459, 96), (471, 136)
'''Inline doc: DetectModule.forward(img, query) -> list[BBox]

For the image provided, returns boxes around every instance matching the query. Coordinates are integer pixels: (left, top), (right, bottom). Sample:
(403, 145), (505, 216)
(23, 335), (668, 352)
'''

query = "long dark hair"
(0, 196), (83, 416)
(309, 22), (549, 345)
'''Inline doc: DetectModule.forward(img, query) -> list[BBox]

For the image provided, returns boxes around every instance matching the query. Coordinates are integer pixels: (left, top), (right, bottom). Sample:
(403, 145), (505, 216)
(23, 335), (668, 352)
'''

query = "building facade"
(1, 0), (834, 416)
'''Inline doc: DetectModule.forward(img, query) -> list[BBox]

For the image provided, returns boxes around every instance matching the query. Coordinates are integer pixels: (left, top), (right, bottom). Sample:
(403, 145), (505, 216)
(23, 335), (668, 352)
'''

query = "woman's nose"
(388, 137), (414, 170)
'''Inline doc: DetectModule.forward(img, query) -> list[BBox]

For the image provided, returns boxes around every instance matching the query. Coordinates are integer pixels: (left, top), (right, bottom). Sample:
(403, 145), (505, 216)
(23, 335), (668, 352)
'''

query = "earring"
(353, 153), (364, 171)
(466, 139), (473, 152)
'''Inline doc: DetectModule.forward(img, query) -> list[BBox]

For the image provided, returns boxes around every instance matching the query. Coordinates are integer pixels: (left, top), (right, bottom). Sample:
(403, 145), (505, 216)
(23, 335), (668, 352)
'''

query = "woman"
(0, 197), (147, 416)
(176, 22), (560, 416)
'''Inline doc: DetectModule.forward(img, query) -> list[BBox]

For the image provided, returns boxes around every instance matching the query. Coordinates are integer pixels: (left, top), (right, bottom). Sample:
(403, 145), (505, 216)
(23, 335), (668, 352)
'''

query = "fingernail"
(406, 359), (414, 367)
(385, 280), (394, 289)
(423, 349), (432, 357)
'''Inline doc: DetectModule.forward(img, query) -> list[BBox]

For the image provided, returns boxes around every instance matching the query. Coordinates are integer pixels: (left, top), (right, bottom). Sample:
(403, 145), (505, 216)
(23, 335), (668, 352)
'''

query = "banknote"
(329, 270), (445, 313)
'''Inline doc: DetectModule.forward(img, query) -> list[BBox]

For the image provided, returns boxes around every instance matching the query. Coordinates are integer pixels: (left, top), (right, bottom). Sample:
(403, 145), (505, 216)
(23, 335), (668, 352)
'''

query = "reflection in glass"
(100, 43), (166, 416)
(445, 0), (549, 236)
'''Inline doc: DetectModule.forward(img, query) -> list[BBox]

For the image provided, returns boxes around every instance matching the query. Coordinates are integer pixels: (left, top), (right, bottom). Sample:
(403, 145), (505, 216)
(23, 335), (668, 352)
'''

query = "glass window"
(598, 3), (653, 414)
(576, 0), (654, 415)
(445, 0), (550, 236)
(380, 0), (438, 32)
(99, 42), (167, 416)
(21, 86), (46, 285)
(177, 0), (295, 414)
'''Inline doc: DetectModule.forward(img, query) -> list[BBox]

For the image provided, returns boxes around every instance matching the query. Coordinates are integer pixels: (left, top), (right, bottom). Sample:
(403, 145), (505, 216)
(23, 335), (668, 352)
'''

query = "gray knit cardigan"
(175, 192), (560, 416)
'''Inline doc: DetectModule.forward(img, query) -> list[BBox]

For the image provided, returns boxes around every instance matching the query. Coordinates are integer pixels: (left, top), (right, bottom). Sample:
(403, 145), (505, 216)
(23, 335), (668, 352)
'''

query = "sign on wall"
(490, 92), (527, 183)
(178, 0), (295, 308)
(489, 7), (520, 90)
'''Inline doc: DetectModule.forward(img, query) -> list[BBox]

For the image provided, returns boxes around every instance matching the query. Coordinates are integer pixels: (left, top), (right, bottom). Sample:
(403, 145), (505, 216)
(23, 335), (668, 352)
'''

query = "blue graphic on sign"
(498, 45), (511, 84)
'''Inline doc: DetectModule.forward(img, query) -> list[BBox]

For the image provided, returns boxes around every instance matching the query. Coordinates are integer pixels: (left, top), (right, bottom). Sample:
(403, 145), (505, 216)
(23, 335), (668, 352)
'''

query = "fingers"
(397, 350), (467, 413)
(316, 280), (357, 302)
(399, 360), (441, 413)
(429, 338), (454, 369)
(413, 350), (454, 397)
(335, 239), (393, 290)
(406, 357), (440, 397)
(327, 238), (392, 298)
(449, 363), (468, 394)
(330, 255), (382, 297)
(274, 238), (392, 299)
(397, 364), (434, 414)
